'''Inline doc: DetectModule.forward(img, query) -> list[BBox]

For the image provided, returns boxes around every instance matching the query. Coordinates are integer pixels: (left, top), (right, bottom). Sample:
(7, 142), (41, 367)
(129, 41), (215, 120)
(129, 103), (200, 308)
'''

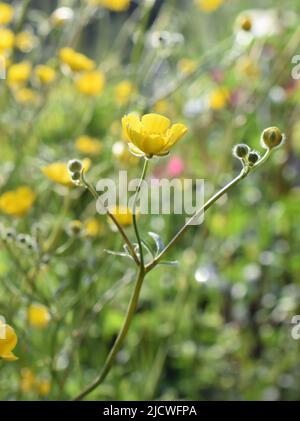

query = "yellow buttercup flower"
(35, 65), (56, 84)
(177, 58), (197, 75)
(195, 0), (224, 13)
(122, 113), (188, 158)
(84, 217), (104, 237)
(7, 61), (32, 87)
(0, 186), (35, 217)
(0, 28), (14, 52)
(14, 88), (38, 104)
(42, 159), (91, 187)
(59, 47), (95, 72)
(108, 205), (137, 227)
(75, 70), (105, 96)
(115, 80), (134, 105)
(75, 135), (103, 155)
(20, 368), (36, 393)
(88, 0), (130, 12)
(0, 320), (18, 361)
(27, 304), (51, 328)
(15, 31), (36, 53)
(0, 2), (13, 25)
(209, 87), (229, 110)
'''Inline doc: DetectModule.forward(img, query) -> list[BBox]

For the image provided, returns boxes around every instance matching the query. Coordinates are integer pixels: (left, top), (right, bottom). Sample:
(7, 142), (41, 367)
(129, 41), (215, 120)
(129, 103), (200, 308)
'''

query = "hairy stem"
(132, 158), (149, 267)
(73, 267), (145, 401)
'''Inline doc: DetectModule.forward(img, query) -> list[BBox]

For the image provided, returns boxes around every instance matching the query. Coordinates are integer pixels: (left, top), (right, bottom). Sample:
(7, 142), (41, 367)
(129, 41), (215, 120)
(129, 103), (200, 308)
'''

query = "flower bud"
(68, 220), (82, 236)
(17, 234), (27, 244)
(71, 171), (81, 182)
(239, 16), (252, 31)
(247, 151), (260, 165)
(261, 127), (284, 150)
(68, 159), (82, 174)
(4, 228), (15, 241)
(233, 143), (250, 159)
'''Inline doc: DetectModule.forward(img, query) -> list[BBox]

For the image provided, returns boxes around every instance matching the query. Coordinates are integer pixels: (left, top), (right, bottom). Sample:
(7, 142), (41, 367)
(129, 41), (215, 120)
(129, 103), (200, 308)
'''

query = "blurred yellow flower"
(0, 186), (35, 217)
(236, 56), (261, 80)
(75, 70), (105, 96)
(195, 0), (224, 13)
(20, 368), (36, 393)
(115, 80), (134, 105)
(42, 159), (91, 187)
(35, 65), (56, 84)
(153, 100), (170, 114)
(14, 88), (38, 104)
(177, 58), (197, 75)
(0, 2), (13, 25)
(109, 205), (137, 227)
(15, 31), (36, 53)
(89, 0), (130, 12)
(7, 61), (32, 87)
(122, 113), (188, 158)
(0, 28), (14, 52)
(36, 379), (51, 397)
(208, 87), (229, 110)
(84, 217), (104, 237)
(59, 47), (95, 72)
(0, 320), (18, 361)
(27, 304), (51, 328)
(75, 135), (103, 155)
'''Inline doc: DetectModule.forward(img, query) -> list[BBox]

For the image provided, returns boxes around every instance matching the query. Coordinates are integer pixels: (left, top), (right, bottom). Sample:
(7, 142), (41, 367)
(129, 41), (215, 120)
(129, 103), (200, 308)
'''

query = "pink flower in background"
(167, 156), (184, 178)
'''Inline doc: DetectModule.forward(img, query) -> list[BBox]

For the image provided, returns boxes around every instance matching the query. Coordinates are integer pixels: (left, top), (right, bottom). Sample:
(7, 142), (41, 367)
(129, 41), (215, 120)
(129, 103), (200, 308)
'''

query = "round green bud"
(71, 171), (81, 181)
(233, 143), (250, 159)
(248, 151), (260, 165)
(68, 220), (82, 236)
(68, 159), (83, 174)
(261, 127), (284, 150)
(5, 228), (15, 240)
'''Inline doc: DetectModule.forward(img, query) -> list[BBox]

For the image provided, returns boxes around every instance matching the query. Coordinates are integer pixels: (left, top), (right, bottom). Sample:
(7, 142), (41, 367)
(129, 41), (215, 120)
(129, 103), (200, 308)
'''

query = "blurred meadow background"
(0, 0), (300, 401)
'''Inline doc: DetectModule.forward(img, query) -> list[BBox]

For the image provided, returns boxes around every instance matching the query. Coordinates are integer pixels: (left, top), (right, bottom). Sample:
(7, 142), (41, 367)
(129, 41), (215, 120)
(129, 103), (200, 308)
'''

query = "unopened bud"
(239, 16), (252, 31)
(68, 159), (82, 174)
(68, 220), (82, 236)
(248, 151), (260, 165)
(261, 127), (284, 150)
(71, 171), (81, 182)
(233, 143), (250, 159)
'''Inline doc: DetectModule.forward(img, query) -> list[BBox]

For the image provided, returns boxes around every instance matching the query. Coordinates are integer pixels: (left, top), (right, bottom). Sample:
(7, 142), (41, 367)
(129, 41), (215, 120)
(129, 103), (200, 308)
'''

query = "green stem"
(132, 158), (149, 268)
(146, 149), (272, 272)
(73, 266), (145, 401)
(81, 173), (140, 266)
(44, 191), (71, 253)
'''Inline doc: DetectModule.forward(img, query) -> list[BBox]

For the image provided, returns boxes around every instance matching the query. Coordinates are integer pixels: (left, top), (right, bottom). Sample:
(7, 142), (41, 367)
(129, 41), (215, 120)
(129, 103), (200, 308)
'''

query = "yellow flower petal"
(0, 323), (18, 361)
(2, 352), (18, 361)
(166, 123), (188, 147)
(142, 134), (167, 156)
(141, 113), (171, 134)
